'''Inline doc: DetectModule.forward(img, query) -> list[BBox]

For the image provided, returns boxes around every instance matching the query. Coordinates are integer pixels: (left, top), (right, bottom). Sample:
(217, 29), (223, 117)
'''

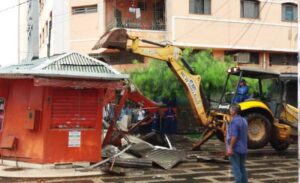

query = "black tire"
(270, 131), (290, 152)
(270, 139), (290, 152)
(245, 113), (272, 149)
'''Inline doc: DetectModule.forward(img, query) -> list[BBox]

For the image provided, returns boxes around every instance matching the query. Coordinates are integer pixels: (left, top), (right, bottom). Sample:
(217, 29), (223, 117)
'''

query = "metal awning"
(0, 52), (129, 80)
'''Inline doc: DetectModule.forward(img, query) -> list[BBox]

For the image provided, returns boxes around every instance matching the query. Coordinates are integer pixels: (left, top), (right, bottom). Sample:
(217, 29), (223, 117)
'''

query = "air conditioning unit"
(234, 53), (250, 63)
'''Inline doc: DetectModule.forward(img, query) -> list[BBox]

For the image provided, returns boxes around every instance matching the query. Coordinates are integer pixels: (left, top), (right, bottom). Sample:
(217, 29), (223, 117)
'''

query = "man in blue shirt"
(226, 104), (248, 183)
(233, 79), (249, 103)
(163, 107), (176, 134)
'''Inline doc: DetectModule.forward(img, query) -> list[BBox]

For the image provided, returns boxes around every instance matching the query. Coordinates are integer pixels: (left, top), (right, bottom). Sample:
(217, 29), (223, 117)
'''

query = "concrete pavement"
(0, 135), (297, 183)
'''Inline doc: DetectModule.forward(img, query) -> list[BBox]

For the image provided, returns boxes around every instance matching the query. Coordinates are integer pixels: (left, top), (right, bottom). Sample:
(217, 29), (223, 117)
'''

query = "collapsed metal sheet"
(102, 145), (120, 158)
(141, 131), (174, 149)
(113, 158), (152, 168)
(128, 142), (154, 157)
(144, 149), (186, 170)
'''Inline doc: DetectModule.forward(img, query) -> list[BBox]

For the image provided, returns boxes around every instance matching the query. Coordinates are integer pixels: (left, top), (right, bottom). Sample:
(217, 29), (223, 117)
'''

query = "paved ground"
(0, 135), (298, 183)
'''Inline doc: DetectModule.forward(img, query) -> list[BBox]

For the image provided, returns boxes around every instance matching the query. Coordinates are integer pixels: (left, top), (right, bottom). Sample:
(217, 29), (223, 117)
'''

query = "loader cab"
(219, 67), (282, 117)
(279, 73), (298, 108)
(217, 67), (283, 149)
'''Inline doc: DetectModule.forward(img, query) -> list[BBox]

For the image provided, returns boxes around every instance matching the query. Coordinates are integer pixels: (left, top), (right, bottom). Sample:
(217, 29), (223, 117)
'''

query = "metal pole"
(47, 20), (52, 58)
(297, 0), (300, 174)
(18, 0), (20, 63)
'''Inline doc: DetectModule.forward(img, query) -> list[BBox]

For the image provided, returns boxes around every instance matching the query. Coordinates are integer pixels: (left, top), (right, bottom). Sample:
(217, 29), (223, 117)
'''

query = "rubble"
(112, 158), (152, 168)
(81, 131), (186, 174)
(145, 149), (186, 170)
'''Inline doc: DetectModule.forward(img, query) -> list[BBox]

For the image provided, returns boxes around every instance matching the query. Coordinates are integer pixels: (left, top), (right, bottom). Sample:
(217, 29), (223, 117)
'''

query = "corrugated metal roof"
(0, 52), (128, 80)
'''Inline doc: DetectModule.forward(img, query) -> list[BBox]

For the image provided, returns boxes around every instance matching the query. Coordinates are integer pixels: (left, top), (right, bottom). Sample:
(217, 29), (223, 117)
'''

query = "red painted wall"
(0, 79), (104, 164)
(1, 79), (45, 162)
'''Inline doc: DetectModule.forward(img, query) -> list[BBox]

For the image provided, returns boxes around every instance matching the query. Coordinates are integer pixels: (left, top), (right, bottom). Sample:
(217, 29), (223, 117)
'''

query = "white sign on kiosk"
(68, 130), (81, 147)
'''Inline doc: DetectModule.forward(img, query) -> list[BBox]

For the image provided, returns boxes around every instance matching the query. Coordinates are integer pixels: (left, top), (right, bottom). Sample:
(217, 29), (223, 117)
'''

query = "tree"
(130, 49), (236, 102)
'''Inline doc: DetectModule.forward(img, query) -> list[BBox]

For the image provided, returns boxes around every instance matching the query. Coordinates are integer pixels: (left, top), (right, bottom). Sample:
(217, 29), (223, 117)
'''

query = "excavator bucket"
(92, 28), (129, 50)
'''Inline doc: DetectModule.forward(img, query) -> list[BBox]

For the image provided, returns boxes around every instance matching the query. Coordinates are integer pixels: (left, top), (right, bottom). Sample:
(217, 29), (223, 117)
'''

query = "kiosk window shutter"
(51, 88), (98, 128)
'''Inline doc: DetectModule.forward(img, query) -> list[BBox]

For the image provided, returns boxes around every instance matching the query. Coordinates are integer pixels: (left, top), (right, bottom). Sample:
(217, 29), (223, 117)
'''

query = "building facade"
(23, 0), (298, 73)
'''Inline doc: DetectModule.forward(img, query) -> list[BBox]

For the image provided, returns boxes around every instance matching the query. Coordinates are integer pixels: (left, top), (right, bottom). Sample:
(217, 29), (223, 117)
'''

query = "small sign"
(68, 130), (81, 147)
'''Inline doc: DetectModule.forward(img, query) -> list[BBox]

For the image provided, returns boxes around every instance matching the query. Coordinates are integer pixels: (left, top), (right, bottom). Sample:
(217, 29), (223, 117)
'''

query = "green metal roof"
(0, 52), (128, 80)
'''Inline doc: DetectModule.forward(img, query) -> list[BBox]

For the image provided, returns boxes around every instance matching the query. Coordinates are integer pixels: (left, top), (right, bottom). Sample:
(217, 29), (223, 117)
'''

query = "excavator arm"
(93, 29), (230, 149)
(93, 28), (211, 126)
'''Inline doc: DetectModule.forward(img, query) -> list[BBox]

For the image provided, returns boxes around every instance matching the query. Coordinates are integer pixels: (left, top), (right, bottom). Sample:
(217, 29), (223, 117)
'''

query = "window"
(241, 0), (259, 18)
(39, 0), (44, 13)
(39, 34), (42, 47)
(282, 3), (298, 22)
(225, 51), (259, 64)
(285, 80), (297, 107)
(72, 5), (97, 15)
(269, 53), (298, 66)
(0, 98), (5, 131)
(45, 21), (48, 37)
(42, 28), (45, 43)
(189, 0), (211, 15)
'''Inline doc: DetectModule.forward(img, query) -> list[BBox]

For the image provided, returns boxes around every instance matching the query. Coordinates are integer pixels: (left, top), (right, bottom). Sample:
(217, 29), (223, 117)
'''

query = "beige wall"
(70, 12), (100, 40)
(70, 0), (98, 7)
(169, 0), (298, 52)
(69, 0), (105, 54)
(71, 40), (99, 54)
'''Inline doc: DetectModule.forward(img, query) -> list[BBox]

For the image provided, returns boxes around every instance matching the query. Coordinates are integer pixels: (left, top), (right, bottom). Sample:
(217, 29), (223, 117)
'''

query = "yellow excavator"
(93, 28), (298, 151)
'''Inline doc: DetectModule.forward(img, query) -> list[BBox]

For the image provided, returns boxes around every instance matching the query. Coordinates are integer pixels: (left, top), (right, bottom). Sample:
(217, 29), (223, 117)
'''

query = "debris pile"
(79, 131), (186, 175)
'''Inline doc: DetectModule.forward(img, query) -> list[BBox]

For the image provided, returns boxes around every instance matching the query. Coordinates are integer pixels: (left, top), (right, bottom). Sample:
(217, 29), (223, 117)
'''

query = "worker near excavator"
(163, 106), (176, 134)
(226, 104), (248, 183)
(233, 79), (249, 103)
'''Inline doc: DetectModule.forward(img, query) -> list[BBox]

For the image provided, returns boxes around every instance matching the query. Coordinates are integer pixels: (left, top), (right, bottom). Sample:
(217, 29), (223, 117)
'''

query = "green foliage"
(130, 60), (181, 101)
(182, 49), (236, 98)
(130, 49), (236, 101)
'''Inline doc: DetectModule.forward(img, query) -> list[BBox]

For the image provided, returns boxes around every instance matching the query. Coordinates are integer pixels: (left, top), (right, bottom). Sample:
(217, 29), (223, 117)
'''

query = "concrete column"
(98, 0), (106, 35)
(261, 52), (267, 69)
(165, 0), (172, 41)
(52, 0), (70, 55)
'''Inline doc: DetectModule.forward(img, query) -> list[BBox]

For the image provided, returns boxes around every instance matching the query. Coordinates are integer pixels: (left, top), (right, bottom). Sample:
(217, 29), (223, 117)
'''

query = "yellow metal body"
(280, 104), (298, 136)
(239, 100), (273, 115)
(273, 122), (292, 141)
(280, 104), (298, 123)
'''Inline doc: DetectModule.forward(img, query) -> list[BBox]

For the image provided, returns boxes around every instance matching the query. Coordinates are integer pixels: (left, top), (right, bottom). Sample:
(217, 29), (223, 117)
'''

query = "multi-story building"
(103, 0), (298, 73)
(23, 0), (298, 73)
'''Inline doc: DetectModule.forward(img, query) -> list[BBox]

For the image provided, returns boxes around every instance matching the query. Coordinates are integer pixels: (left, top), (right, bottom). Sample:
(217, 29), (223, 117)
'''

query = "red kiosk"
(0, 52), (128, 165)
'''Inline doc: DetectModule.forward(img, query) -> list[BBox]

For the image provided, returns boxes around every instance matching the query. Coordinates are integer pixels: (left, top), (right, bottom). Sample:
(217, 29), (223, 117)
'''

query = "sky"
(0, 0), (18, 67)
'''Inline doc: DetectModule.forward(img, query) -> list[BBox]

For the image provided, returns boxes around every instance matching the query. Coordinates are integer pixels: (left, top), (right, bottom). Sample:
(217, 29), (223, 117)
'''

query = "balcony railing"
(108, 17), (166, 31)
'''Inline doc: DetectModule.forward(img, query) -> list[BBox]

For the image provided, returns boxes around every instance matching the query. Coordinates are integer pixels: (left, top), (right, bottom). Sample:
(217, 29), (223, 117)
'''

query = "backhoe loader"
(93, 28), (298, 151)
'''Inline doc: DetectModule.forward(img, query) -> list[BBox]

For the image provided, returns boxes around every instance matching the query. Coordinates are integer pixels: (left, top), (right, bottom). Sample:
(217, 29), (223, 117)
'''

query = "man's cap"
(240, 79), (246, 83)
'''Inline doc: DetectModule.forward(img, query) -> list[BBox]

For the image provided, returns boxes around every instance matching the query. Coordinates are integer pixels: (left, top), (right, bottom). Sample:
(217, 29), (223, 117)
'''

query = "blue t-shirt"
(232, 85), (249, 103)
(226, 115), (248, 154)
